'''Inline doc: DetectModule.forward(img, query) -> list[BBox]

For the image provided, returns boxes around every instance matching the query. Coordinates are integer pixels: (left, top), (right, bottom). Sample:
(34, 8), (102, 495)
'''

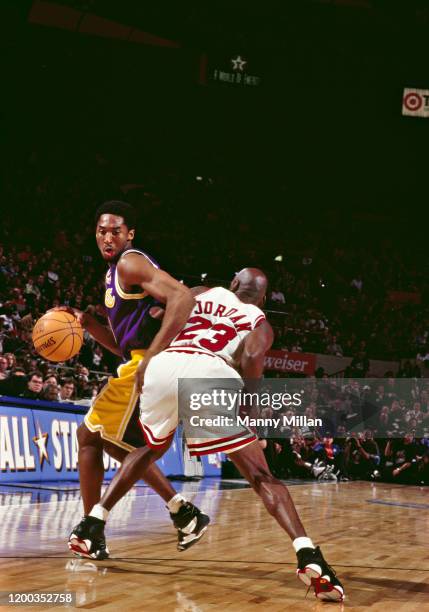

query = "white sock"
(167, 493), (186, 514)
(293, 537), (315, 553)
(89, 503), (109, 522)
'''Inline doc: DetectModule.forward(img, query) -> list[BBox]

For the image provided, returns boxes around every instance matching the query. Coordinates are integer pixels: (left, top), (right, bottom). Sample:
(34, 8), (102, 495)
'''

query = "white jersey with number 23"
(167, 286), (266, 367)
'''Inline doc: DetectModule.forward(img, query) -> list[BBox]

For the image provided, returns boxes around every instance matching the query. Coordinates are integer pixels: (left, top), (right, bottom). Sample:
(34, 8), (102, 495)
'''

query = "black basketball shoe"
(68, 516), (110, 560)
(170, 502), (210, 551)
(296, 546), (344, 601)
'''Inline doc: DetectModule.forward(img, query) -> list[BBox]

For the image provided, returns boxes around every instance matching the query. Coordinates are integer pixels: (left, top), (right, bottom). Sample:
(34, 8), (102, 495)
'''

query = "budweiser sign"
(264, 350), (316, 375)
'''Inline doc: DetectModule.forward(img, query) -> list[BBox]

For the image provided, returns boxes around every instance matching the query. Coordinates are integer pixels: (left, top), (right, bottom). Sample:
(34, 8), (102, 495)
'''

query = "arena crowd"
(1, 149), (428, 485)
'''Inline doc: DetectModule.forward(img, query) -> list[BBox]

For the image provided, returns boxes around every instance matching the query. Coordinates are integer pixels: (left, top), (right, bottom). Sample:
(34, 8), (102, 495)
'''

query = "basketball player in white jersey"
(72, 268), (344, 602)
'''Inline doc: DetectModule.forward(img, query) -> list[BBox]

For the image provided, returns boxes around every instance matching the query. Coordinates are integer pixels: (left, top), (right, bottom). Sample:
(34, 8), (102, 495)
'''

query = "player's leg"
(70, 438), (209, 556)
(100, 442), (171, 510)
(69, 438), (178, 560)
(103, 440), (177, 503)
(228, 440), (344, 601)
(230, 439), (306, 538)
(76, 423), (177, 511)
(77, 423), (105, 515)
(98, 438), (209, 552)
(70, 353), (210, 557)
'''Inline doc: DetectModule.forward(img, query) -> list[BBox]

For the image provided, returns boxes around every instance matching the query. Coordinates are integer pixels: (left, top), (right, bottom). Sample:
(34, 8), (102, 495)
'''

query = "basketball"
(32, 311), (84, 362)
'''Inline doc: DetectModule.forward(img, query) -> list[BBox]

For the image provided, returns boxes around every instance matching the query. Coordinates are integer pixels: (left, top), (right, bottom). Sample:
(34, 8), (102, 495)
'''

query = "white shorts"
(139, 349), (257, 456)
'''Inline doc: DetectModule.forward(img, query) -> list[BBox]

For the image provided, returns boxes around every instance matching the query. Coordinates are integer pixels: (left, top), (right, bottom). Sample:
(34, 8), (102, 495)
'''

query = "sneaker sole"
(296, 564), (322, 586)
(177, 524), (209, 552)
(68, 537), (109, 560)
(68, 540), (93, 559)
(316, 585), (345, 602)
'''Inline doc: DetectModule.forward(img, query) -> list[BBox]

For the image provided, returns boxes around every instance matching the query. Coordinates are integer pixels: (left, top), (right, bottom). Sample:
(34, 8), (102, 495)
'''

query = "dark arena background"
(0, 1), (428, 610)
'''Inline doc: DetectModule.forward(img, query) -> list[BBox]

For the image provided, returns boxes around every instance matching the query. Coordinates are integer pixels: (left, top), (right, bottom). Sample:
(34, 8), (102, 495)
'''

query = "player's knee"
(148, 447), (166, 462)
(249, 467), (276, 490)
(103, 441), (128, 462)
(77, 422), (102, 449)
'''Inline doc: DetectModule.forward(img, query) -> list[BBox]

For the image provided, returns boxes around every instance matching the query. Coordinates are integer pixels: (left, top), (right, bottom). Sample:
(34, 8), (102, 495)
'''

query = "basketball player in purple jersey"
(67, 201), (209, 559)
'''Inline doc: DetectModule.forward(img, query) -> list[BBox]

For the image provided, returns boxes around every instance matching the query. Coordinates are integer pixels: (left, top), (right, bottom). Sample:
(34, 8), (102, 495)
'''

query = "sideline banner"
(264, 350), (316, 375)
(0, 406), (120, 482)
(0, 399), (220, 483)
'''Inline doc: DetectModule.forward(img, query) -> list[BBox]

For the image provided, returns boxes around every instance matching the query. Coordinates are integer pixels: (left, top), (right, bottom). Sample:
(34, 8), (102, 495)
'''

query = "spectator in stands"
(19, 371), (43, 399)
(0, 355), (8, 380)
(326, 335), (343, 357)
(3, 353), (16, 372)
(385, 433), (425, 481)
(349, 345), (370, 377)
(347, 431), (380, 479)
(416, 345), (429, 368)
(42, 383), (60, 401)
(414, 452), (429, 485)
(350, 276), (363, 292)
(388, 400), (404, 434)
(59, 378), (75, 402)
(375, 405), (390, 436)
(270, 285), (286, 305)
(405, 402), (423, 426)
(0, 367), (27, 396)
(43, 374), (58, 389)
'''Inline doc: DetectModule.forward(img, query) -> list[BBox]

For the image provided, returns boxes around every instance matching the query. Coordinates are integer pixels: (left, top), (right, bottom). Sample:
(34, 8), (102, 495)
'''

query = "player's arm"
(80, 313), (122, 357)
(117, 253), (195, 386)
(49, 306), (122, 357)
(146, 286), (207, 321)
(240, 320), (274, 379)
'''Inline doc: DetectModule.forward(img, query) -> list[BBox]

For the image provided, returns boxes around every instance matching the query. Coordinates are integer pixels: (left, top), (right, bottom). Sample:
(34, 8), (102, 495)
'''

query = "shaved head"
(230, 268), (268, 306)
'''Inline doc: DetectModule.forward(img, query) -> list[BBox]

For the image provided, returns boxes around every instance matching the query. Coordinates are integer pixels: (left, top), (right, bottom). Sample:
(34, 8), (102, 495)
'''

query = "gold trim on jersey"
(114, 268), (148, 300)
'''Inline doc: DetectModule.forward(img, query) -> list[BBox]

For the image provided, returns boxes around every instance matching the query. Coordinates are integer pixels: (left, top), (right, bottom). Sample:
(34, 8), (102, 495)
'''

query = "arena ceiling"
(44, 0), (429, 49)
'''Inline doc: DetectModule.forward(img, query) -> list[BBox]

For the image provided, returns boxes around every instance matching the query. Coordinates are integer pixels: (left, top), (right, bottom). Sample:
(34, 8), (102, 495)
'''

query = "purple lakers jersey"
(104, 248), (161, 359)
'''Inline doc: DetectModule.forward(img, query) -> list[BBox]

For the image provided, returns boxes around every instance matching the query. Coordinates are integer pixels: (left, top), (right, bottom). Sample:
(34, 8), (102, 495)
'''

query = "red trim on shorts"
(142, 422), (175, 443)
(140, 422), (175, 449)
(187, 431), (249, 448)
(189, 435), (257, 456)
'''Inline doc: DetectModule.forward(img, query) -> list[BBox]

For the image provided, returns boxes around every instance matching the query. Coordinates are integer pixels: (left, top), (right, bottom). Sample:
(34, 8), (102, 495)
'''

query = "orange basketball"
(32, 311), (84, 362)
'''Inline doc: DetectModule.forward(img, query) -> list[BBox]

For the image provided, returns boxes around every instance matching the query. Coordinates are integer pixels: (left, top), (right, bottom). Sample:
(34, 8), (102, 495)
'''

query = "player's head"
(229, 268), (268, 307)
(95, 201), (137, 261)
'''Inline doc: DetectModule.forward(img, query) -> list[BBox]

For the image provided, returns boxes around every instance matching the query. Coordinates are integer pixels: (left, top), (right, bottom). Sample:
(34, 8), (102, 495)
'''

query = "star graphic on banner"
(33, 424), (50, 467)
(231, 55), (247, 71)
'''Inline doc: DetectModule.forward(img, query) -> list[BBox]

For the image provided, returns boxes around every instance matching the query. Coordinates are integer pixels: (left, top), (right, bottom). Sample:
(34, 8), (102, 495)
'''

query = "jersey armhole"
(253, 314), (266, 330)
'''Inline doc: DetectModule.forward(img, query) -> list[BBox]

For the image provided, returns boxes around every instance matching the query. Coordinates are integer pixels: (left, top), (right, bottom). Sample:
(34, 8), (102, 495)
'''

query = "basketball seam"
(37, 316), (76, 324)
(67, 318), (75, 361)
(33, 326), (77, 343)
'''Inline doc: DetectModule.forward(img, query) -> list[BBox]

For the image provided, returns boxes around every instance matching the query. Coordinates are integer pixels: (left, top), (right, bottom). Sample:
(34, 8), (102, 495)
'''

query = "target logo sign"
(402, 88), (429, 117)
(403, 92), (422, 111)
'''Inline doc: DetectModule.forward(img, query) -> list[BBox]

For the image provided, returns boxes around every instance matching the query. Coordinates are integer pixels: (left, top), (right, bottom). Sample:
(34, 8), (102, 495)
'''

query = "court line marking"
(366, 500), (429, 509)
(0, 485), (425, 510)
(0, 556), (428, 572)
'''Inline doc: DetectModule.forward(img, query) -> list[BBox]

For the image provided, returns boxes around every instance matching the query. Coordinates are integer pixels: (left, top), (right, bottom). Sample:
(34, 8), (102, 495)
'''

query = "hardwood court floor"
(0, 480), (428, 611)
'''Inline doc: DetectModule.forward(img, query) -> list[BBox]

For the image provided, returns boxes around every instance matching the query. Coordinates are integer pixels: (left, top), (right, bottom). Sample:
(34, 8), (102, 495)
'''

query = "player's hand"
(134, 350), (156, 394)
(47, 305), (90, 328)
